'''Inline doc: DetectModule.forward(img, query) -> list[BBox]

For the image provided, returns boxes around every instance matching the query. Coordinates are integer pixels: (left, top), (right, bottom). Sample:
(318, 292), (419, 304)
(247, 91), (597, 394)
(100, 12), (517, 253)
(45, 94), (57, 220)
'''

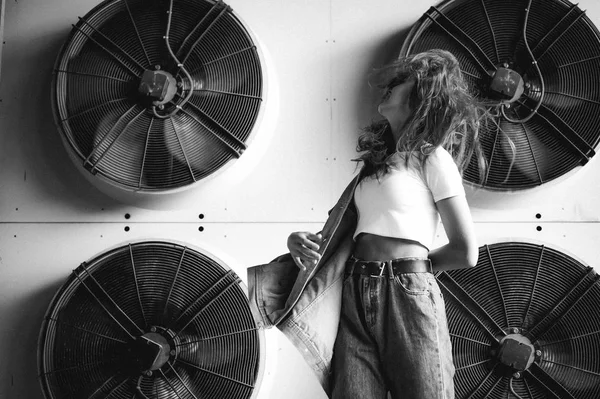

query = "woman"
(287, 49), (487, 398)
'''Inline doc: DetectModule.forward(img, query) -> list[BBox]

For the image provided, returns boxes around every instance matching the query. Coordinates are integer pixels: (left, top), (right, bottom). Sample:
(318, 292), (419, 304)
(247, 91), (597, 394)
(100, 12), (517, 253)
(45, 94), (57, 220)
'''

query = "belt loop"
(387, 260), (394, 279)
(378, 261), (385, 277)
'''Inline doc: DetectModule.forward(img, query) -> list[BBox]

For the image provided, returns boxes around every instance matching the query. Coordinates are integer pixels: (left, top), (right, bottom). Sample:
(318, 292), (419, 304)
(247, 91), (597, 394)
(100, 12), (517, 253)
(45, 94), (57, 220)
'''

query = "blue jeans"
(330, 258), (455, 399)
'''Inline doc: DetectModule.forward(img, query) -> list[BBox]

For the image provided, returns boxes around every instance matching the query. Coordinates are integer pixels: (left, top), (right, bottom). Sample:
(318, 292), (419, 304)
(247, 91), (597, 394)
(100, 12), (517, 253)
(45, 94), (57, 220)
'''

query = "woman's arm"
(428, 195), (478, 272)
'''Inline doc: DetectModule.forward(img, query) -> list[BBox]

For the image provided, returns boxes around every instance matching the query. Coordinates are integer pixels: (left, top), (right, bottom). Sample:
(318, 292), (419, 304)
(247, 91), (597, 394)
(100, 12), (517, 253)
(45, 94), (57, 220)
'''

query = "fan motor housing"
(488, 67), (524, 104)
(133, 330), (173, 372)
(494, 333), (536, 372)
(138, 69), (178, 106)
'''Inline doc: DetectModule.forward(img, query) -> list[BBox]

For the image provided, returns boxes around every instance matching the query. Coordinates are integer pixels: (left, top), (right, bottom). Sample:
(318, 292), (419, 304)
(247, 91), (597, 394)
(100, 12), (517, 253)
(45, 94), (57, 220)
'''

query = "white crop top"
(353, 146), (465, 250)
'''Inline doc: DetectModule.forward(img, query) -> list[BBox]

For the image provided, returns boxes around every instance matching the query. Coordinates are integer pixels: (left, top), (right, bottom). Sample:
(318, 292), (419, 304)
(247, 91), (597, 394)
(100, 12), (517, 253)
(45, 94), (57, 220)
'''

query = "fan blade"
(498, 118), (548, 186)
(90, 106), (153, 188)
(164, 110), (231, 178)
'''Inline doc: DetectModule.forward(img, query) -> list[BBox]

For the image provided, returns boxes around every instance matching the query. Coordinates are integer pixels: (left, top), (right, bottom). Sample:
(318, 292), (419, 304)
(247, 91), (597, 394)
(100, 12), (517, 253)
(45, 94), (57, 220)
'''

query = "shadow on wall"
(5, 27), (120, 213)
(0, 279), (64, 399)
(352, 28), (411, 130)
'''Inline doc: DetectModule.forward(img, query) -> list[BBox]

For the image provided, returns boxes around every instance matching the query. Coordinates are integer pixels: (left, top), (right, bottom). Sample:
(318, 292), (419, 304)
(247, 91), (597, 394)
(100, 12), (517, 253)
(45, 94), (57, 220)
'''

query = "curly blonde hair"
(356, 49), (489, 180)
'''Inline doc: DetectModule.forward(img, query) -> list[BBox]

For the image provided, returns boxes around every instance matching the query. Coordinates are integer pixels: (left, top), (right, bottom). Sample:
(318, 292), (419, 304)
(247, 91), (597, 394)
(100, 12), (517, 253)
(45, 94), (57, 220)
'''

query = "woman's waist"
(353, 232), (429, 261)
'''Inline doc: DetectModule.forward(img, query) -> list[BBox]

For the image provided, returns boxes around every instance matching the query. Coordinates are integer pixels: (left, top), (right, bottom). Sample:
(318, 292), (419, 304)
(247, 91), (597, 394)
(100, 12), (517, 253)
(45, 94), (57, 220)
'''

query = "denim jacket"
(247, 174), (361, 394)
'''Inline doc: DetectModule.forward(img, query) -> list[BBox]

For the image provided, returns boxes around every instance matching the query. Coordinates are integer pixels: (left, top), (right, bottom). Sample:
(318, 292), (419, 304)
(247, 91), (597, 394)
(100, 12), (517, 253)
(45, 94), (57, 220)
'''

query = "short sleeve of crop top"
(424, 146), (465, 202)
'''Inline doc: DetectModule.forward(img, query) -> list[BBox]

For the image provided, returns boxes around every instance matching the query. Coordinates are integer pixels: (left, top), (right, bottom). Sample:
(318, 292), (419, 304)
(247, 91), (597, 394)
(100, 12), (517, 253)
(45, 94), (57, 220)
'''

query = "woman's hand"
(287, 232), (323, 271)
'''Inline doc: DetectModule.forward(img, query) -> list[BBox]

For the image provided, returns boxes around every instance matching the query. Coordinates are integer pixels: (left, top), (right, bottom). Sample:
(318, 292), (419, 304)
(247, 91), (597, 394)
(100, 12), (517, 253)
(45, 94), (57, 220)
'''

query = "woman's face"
(377, 78), (415, 127)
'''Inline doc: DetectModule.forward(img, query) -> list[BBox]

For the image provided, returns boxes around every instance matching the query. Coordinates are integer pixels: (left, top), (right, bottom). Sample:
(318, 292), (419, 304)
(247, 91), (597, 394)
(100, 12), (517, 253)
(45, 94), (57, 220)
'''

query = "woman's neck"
(388, 118), (409, 145)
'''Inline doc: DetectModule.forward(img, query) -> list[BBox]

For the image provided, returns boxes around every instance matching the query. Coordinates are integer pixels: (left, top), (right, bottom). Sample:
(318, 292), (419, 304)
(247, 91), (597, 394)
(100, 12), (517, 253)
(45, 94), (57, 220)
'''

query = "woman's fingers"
(302, 232), (323, 250)
(288, 231), (324, 270)
(297, 245), (321, 261)
(293, 256), (306, 271)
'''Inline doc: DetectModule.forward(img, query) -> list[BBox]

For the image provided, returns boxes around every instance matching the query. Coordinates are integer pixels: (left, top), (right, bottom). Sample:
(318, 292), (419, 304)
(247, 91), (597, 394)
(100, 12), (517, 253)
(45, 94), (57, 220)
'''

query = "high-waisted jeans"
(330, 258), (455, 399)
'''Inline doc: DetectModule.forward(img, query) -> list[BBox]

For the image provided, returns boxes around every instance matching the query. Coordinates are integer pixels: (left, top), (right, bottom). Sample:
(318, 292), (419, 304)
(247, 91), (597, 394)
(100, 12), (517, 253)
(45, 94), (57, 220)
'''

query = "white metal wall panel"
(1, 0), (600, 398)
(2, 222), (599, 398)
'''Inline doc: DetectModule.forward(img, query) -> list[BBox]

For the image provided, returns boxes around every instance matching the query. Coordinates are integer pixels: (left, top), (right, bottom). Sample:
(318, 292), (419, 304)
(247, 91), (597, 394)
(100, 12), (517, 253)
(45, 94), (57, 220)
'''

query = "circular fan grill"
(401, 0), (600, 190)
(52, 0), (264, 192)
(437, 242), (600, 398)
(38, 241), (263, 399)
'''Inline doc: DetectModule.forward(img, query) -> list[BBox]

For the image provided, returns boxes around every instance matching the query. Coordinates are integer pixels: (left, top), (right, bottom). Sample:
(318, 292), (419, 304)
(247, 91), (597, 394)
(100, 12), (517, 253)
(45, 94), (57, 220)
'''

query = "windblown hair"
(356, 49), (490, 181)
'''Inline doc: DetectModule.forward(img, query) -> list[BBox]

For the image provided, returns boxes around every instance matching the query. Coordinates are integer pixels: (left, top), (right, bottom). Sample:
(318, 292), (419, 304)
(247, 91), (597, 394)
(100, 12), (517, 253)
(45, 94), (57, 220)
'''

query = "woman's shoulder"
(425, 145), (456, 167)
(422, 146), (461, 181)
(386, 146), (456, 172)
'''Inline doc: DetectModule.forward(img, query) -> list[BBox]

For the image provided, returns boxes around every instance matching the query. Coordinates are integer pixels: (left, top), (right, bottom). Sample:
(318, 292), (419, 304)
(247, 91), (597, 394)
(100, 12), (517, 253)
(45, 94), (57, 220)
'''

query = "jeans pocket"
(393, 273), (434, 295)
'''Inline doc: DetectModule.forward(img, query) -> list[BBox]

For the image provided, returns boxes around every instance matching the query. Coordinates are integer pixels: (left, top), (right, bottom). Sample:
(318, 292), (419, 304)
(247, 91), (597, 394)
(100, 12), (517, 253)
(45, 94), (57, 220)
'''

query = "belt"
(346, 257), (432, 276)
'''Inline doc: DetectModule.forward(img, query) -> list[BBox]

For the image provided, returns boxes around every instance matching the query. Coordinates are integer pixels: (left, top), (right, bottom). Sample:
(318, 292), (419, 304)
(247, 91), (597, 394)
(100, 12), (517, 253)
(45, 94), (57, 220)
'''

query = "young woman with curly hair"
(287, 49), (489, 399)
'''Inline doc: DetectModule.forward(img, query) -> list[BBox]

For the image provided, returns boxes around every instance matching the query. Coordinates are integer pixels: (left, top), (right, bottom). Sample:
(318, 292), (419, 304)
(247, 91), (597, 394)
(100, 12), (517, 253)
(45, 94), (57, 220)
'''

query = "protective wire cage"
(38, 241), (263, 399)
(438, 242), (600, 398)
(52, 0), (264, 192)
(401, 0), (600, 190)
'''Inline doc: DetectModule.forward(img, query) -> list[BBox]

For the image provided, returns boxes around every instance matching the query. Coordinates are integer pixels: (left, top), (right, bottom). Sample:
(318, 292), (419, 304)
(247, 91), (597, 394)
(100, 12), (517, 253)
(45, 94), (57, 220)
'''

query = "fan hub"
(494, 333), (535, 371)
(138, 69), (178, 106)
(133, 331), (172, 371)
(489, 67), (524, 104)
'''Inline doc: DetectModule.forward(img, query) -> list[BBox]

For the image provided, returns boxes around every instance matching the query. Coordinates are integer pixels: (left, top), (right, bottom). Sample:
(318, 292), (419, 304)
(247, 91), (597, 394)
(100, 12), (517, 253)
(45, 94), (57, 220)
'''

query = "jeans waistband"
(345, 256), (432, 276)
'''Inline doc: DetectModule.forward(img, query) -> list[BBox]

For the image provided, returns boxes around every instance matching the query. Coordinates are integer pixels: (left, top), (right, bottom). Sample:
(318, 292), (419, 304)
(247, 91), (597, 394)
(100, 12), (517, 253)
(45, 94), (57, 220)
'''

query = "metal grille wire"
(438, 242), (600, 398)
(38, 241), (262, 399)
(401, 0), (600, 190)
(52, 0), (264, 191)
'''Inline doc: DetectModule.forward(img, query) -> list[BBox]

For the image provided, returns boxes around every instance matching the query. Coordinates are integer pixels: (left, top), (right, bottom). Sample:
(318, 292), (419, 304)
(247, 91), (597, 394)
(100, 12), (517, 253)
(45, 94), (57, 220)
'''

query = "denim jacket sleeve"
(246, 174), (360, 394)
(247, 173), (360, 328)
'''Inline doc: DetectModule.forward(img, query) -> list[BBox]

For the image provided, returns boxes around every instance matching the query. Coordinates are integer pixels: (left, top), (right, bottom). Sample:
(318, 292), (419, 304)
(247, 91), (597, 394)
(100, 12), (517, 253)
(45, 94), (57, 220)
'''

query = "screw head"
(170, 349), (176, 356)
(535, 350), (542, 357)
(145, 370), (153, 377)
(511, 327), (519, 334)
(150, 326), (157, 332)
(513, 372), (521, 379)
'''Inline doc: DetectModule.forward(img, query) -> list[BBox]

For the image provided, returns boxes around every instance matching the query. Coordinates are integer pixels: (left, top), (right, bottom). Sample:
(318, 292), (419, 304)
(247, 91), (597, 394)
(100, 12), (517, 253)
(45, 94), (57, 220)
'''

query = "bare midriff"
(353, 233), (429, 261)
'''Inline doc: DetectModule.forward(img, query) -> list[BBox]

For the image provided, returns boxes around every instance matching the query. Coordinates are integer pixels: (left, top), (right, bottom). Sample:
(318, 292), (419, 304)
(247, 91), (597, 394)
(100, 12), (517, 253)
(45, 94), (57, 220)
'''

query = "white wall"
(1, 0), (600, 398)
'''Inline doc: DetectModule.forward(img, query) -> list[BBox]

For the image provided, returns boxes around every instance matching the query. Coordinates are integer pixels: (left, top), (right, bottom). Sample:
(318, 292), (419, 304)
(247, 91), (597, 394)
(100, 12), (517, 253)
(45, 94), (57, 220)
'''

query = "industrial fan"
(401, 0), (600, 190)
(38, 241), (264, 399)
(438, 241), (600, 398)
(52, 0), (266, 192)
